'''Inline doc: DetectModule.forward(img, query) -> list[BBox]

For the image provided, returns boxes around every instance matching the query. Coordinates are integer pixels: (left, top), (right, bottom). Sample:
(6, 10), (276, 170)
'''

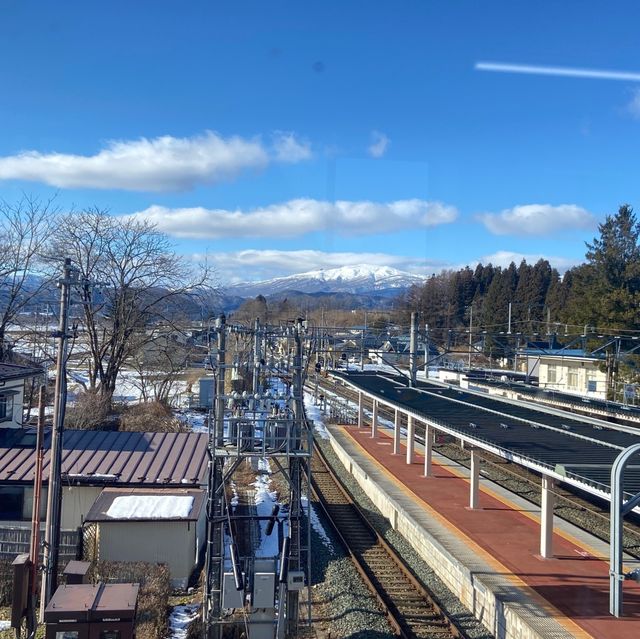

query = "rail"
(309, 434), (466, 639)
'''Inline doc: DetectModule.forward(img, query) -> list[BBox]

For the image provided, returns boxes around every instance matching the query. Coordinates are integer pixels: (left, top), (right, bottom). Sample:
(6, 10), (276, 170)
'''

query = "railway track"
(308, 374), (640, 559)
(309, 438), (465, 639)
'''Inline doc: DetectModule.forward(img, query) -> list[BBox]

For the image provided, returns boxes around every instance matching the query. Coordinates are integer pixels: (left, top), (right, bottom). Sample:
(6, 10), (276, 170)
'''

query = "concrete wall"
(96, 520), (197, 588)
(328, 432), (570, 639)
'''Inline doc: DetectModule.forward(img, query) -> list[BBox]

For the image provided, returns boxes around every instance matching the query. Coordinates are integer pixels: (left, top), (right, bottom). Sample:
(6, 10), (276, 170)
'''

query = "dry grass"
(0, 561), (11, 607)
(65, 390), (111, 430)
(119, 401), (188, 432)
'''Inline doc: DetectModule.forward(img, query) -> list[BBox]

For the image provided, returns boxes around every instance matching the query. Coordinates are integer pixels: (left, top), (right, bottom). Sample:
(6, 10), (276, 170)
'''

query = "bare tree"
(128, 329), (194, 404)
(51, 209), (213, 404)
(0, 195), (57, 361)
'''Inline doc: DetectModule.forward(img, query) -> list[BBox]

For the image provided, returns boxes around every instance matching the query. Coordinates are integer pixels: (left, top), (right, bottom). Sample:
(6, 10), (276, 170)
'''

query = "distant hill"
(226, 264), (426, 298)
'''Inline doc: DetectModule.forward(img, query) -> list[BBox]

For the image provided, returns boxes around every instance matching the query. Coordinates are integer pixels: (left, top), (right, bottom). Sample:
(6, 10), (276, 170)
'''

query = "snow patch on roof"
(106, 495), (194, 519)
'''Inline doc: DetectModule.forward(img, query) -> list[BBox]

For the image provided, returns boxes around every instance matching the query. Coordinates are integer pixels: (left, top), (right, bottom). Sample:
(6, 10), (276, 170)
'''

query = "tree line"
(400, 204), (640, 345)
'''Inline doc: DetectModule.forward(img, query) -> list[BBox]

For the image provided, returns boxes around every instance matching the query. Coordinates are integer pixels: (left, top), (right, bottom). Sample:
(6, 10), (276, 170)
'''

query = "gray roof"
(0, 363), (43, 381)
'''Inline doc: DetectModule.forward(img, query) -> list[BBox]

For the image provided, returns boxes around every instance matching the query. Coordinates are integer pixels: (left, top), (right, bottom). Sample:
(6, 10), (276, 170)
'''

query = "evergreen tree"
(583, 204), (640, 330)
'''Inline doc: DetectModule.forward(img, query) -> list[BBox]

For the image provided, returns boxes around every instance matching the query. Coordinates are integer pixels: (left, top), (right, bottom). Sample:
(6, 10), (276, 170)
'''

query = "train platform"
(326, 422), (640, 639)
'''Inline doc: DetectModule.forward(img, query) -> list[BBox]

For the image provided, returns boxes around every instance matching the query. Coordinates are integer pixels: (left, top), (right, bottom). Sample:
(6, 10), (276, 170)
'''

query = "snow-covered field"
(174, 409), (208, 433)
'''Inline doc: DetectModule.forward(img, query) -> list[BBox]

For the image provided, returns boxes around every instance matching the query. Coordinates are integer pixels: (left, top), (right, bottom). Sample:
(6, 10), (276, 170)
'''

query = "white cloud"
(272, 131), (312, 162)
(478, 204), (595, 236)
(130, 198), (458, 239)
(194, 249), (445, 284)
(477, 250), (579, 272)
(0, 130), (311, 192)
(627, 89), (640, 118)
(368, 130), (390, 158)
(475, 61), (640, 82)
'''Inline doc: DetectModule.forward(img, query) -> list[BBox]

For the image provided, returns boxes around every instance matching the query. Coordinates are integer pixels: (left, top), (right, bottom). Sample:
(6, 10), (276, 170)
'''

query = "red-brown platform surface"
(341, 424), (640, 639)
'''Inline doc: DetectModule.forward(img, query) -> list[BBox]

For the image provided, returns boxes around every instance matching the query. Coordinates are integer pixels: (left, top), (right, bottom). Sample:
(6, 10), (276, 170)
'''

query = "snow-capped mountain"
(226, 264), (426, 298)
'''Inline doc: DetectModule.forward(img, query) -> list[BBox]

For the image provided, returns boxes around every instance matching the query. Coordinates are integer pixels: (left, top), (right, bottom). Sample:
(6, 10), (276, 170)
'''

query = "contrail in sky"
(475, 61), (640, 82)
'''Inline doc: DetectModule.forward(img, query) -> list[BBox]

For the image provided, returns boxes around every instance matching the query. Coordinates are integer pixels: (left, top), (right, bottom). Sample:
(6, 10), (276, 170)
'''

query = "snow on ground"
(253, 457), (281, 558)
(301, 392), (340, 552)
(167, 604), (199, 639)
(176, 409), (208, 433)
(301, 495), (334, 553)
(303, 393), (330, 439)
(230, 482), (239, 511)
(69, 370), (89, 386)
(64, 367), (188, 405)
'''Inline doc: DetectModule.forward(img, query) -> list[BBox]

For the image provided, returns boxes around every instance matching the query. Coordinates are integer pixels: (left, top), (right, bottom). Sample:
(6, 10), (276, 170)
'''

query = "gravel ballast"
(314, 434), (494, 639)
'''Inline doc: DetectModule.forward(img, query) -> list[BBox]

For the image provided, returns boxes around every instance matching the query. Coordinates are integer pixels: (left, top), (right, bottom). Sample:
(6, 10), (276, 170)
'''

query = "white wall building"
(526, 349), (607, 399)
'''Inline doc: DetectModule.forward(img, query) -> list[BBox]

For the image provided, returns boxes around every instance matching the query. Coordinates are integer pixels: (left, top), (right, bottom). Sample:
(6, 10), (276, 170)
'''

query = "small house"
(521, 346), (607, 399)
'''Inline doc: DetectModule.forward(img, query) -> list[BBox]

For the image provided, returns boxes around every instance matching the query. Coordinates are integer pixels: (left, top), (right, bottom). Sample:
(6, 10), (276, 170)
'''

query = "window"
(547, 365), (557, 384)
(100, 631), (121, 639)
(0, 487), (25, 520)
(0, 393), (13, 422)
(587, 379), (597, 392)
(567, 370), (578, 389)
(56, 632), (79, 639)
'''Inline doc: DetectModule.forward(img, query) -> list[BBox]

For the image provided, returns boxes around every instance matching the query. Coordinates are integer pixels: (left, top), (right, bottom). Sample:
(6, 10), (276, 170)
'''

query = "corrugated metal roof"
(0, 363), (43, 381)
(0, 428), (208, 486)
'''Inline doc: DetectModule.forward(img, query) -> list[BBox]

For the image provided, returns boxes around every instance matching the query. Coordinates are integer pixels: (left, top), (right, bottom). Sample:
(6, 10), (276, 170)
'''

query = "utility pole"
(468, 306), (473, 369)
(546, 307), (551, 337)
(409, 312), (417, 387)
(252, 317), (261, 394)
(215, 314), (226, 448)
(424, 323), (430, 375)
(28, 385), (46, 635)
(41, 258), (76, 612)
(507, 302), (512, 335)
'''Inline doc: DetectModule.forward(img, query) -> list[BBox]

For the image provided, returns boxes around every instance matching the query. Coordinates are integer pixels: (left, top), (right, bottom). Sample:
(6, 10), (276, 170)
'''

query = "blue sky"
(1, 1), (640, 284)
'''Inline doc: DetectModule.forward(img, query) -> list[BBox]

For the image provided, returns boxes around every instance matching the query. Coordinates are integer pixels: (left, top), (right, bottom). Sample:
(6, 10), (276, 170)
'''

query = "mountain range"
(225, 264), (426, 298)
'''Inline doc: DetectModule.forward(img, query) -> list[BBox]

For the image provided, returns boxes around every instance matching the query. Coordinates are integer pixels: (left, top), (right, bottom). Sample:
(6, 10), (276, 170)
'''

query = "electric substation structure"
(204, 316), (312, 639)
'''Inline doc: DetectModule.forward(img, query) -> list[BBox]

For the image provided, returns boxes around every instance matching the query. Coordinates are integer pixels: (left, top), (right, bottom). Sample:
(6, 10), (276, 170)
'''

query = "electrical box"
(287, 571), (305, 591)
(222, 573), (245, 609)
(252, 572), (276, 608)
(11, 554), (30, 630)
(199, 377), (215, 408)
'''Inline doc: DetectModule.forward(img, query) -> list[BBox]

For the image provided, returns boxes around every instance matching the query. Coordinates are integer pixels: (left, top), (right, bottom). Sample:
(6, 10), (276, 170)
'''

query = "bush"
(0, 559), (11, 606)
(87, 561), (171, 639)
(65, 390), (111, 430)
(119, 401), (187, 432)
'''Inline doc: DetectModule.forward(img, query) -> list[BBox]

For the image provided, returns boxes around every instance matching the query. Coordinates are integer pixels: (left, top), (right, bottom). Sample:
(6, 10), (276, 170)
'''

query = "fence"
(0, 525), (81, 563)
